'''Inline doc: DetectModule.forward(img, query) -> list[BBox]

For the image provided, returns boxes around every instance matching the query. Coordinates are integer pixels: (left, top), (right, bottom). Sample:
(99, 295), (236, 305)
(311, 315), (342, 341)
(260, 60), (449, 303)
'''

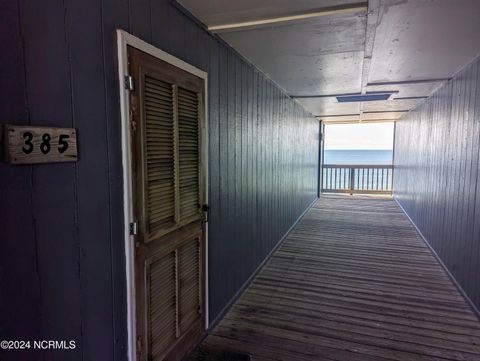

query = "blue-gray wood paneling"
(0, 0), (319, 359)
(394, 56), (480, 312)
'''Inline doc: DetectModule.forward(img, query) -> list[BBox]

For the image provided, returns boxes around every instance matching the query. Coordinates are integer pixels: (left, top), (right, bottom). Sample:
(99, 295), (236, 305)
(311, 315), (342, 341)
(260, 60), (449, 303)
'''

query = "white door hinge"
(129, 222), (138, 236)
(124, 75), (135, 91)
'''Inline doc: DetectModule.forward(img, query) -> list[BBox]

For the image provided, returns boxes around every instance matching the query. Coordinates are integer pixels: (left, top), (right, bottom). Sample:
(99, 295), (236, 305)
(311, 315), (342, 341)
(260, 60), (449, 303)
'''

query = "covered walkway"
(193, 196), (480, 360)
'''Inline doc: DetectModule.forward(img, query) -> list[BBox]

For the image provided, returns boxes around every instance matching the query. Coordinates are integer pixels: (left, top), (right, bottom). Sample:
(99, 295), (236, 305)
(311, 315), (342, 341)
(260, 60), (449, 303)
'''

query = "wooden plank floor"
(191, 195), (480, 361)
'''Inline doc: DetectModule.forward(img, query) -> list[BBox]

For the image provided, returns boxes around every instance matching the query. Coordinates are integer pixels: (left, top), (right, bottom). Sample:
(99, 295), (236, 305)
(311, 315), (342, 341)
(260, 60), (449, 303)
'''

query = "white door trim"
(116, 29), (209, 361)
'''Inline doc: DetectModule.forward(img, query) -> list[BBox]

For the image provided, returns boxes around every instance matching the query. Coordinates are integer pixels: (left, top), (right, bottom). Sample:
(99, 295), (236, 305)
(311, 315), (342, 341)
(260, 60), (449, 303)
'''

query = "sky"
(324, 122), (394, 150)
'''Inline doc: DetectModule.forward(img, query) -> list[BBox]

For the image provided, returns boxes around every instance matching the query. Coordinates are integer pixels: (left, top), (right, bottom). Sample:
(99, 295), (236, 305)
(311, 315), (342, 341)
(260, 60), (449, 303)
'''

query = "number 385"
(22, 132), (70, 155)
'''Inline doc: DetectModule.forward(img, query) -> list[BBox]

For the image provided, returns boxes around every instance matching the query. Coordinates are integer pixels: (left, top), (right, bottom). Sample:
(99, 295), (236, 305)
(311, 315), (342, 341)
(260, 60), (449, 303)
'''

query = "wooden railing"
(322, 164), (393, 195)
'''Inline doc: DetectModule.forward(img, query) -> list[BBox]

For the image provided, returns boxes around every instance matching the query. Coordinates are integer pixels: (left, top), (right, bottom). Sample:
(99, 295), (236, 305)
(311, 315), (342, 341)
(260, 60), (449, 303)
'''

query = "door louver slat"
(177, 87), (200, 221)
(178, 238), (201, 334)
(144, 76), (175, 233)
(148, 252), (177, 361)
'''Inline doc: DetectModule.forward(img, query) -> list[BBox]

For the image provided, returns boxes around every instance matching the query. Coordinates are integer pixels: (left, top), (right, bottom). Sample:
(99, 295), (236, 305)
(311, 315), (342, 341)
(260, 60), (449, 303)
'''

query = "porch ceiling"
(176, 0), (480, 124)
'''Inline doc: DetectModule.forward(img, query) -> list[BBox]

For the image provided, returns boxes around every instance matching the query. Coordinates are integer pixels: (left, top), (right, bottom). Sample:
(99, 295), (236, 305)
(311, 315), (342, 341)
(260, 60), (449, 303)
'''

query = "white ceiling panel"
(177, 0), (480, 123)
(322, 114), (361, 123)
(296, 97), (361, 116)
(220, 14), (366, 96)
(360, 111), (405, 121)
(366, 81), (444, 99)
(236, 50), (364, 96)
(369, 0), (480, 83)
(297, 96), (422, 120)
(361, 98), (423, 112)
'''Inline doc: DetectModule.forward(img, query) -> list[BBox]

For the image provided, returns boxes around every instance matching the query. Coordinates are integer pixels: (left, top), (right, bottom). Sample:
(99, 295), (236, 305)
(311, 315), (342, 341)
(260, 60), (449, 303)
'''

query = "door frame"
(116, 29), (209, 361)
(317, 120), (324, 198)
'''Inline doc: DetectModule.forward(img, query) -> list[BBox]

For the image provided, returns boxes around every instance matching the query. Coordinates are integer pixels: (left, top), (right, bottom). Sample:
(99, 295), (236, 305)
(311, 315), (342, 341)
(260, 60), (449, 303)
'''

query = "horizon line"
(325, 148), (393, 150)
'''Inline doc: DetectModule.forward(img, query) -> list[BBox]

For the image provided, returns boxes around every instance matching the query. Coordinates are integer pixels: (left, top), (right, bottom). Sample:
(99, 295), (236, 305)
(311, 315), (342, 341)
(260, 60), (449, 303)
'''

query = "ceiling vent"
(336, 92), (394, 102)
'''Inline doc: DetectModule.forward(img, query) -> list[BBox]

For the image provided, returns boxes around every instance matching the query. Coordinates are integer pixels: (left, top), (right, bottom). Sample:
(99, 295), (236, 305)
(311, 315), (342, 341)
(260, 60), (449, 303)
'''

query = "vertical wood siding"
(0, 0), (319, 360)
(394, 56), (480, 312)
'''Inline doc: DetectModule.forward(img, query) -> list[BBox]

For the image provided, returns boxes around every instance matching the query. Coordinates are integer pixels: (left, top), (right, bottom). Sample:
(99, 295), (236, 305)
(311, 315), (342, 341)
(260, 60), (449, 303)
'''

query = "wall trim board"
(116, 29), (210, 361)
(207, 196), (319, 331)
(394, 197), (480, 320)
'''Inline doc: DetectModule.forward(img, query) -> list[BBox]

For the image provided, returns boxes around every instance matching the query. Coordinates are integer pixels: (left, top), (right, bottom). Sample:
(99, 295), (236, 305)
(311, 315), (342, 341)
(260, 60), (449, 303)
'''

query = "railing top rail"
(323, 164), (393, 169)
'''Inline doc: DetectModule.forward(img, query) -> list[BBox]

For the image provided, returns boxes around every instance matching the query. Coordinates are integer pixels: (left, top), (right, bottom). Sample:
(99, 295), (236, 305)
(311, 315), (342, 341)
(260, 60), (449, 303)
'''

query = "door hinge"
(129, 222), (138, 236)
(124, 75), (135, 91)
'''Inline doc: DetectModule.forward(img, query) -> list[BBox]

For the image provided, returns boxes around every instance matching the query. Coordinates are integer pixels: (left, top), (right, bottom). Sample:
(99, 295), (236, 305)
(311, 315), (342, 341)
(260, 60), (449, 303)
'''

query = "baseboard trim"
(208, 196), (319, 330)
(394, 197), (480, 320)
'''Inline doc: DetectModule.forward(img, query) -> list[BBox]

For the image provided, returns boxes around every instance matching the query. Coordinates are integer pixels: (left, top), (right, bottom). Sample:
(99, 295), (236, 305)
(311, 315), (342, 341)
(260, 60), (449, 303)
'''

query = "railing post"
(390, 166), (394, 195)
(349, 167), (355, 195)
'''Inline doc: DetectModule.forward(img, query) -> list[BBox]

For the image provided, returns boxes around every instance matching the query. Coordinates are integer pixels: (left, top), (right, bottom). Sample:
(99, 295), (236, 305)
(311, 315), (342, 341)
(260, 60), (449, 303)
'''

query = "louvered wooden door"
(128, 47), (205, 361)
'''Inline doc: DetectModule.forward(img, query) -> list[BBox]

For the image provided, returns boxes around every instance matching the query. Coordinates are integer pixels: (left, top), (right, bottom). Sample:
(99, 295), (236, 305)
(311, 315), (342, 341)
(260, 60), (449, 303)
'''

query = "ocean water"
(324, 149), (393, 165)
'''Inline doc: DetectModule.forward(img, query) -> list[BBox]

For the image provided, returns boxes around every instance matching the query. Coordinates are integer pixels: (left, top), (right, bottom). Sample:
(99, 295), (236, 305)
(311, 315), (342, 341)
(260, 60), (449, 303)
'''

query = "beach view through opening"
(322, 123), (395, 194)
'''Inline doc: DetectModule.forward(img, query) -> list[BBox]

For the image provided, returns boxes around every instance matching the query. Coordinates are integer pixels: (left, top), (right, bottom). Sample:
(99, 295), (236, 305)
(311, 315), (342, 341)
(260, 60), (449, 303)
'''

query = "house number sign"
(3, 125), (77, 164)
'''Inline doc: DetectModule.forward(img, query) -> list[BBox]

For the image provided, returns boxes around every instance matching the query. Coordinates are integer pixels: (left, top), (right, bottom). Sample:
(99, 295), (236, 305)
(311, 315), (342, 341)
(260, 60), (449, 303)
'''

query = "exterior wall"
(394, 56), (480, 312)
(0, 0), (319, 360)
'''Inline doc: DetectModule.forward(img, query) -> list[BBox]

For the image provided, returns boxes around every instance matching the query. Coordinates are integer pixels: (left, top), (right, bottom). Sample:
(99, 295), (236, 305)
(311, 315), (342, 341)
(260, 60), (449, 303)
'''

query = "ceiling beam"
(322, 119), (396, 125)
(362, 110), (409, 114)
(357, 0), (381, 123)
(367, 78), (450, 86)
(316, 113), (360, 117)
(292, 92), (361, 99)
(393, 96), (428, 100)
(360, 0), (380, 95)
(208, 2), (368, 33)
(291, 90), (399, 99)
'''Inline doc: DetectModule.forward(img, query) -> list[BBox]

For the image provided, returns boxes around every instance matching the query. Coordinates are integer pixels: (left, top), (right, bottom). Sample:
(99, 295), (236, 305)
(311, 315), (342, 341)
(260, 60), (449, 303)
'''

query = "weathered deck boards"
(192, 195), (480, 361)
